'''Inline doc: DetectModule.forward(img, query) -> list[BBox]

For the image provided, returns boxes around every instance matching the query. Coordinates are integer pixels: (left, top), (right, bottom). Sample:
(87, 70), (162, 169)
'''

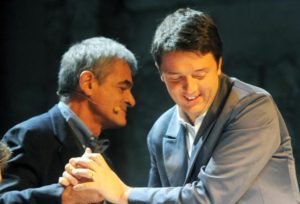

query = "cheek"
(205, 82), (219, 99)
(165, 83), (182, 97)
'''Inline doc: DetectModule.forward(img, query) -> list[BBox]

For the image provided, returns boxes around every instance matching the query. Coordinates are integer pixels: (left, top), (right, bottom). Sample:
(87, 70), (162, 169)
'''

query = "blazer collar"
(165, 106), (182, 138)
(184, 74), (233, 183)
(163, 123), (189, 186)
(48, 105), (84, 164)
(162, 74), (232, 185)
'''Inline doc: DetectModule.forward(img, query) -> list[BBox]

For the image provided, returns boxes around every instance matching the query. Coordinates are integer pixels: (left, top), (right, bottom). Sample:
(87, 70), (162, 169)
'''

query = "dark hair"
(151, 8), (223, 67)
(57, 37), (137, 101)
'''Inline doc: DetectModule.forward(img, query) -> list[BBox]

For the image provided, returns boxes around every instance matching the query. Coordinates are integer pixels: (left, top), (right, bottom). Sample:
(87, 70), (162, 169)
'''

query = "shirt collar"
(58, 101), (94, 144)
(176, 105), (206, 135)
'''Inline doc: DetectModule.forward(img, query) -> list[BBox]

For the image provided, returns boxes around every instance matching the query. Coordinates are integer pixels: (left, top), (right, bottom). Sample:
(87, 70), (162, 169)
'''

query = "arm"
(0, 126), (66, 203)
(0, 183), (64, 204)
(0, 126), (99, 204)
(62, 96), (281, 204)
(147, 130), (162, 188)
(129, 95), (281, 203)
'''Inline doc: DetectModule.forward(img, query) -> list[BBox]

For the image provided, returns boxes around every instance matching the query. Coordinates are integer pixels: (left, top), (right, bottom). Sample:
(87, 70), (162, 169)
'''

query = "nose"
(183, 76), (198, 94)
(125, 90), (136, 108)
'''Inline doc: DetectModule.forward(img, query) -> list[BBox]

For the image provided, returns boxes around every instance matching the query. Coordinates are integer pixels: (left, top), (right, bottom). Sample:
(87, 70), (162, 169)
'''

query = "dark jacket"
(0, 105), (84, 203)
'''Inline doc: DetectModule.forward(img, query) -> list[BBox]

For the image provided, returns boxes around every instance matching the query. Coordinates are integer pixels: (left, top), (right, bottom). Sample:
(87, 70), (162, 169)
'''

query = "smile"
(183, 94), (201, 101)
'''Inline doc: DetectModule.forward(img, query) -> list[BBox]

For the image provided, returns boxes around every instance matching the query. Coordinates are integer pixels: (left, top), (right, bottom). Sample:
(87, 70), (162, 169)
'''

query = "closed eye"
(192, 69), (208, 79)
(118, 80), (133, 91)
(164, 74), (183, 81)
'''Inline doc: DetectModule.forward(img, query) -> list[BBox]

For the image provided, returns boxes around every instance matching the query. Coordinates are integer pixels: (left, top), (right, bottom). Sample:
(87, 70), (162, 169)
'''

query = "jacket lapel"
(184, 74), (233, 183)
(163, 108), (189, 186)
(48, 105), (84, 166)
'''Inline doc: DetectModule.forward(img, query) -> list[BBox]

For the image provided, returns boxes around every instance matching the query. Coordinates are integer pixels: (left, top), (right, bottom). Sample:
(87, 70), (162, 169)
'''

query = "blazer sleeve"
(0, 121), (64, 203)
(128, 95), (282, 203)
(147, 127), (162, 187)
(0, 184), (64, 204)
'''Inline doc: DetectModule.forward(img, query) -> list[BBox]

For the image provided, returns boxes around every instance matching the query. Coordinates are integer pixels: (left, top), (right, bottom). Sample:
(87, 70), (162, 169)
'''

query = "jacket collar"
(163, 74), (232, 185)
(165, 106), (182, 138)
(184, 74), (233, 183)
(48, 105), (84, 164)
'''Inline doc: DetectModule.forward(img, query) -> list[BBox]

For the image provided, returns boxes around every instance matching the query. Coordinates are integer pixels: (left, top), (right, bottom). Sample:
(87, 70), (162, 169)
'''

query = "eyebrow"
(118, 80), (133, 88)
(163, 68), (208, 75)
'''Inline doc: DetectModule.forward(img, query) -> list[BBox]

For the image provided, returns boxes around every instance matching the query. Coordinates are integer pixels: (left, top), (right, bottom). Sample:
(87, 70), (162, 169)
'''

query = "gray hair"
(57, 37), (137, 101)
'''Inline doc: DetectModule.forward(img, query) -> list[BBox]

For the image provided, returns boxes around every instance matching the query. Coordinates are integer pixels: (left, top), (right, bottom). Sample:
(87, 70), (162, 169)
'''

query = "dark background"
(1, 0), (300, 186)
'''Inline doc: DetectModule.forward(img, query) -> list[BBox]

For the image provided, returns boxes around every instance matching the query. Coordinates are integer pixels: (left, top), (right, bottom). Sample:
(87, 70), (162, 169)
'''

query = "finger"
(71, 157), (97, 170)
(63, 171), (79, 185)
(82, 148), (92, 158)
(65, 163), (75, 174)
(88, 154), (103, 166)
(59, 176), (70, 186)
(85, 147), (92, 154)
(86, 153), (107, 168)
(72, 168), (96, 180)
(73, 182), (95, 191)
(69, 156), (82, 167)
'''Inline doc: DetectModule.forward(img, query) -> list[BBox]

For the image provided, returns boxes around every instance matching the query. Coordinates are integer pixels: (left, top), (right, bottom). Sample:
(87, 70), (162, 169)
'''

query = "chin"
(114, 119), (127, 127)
(185, 106), (206, 117)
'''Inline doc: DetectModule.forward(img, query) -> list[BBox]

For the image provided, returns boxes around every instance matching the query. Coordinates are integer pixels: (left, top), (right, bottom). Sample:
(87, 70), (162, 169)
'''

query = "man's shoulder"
(223, 76), (274, 110)
(2, 105), (61, 143)
(230, 77), (270, 98)
(11, 105), (58, 131)
(147, 106), (177, 141)
(152, 106), (176, 128)
(224, 77), (277, 120)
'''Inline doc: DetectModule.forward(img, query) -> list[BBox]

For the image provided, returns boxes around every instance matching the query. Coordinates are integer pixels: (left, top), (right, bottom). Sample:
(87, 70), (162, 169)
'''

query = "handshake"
(59, 148), (131, 204)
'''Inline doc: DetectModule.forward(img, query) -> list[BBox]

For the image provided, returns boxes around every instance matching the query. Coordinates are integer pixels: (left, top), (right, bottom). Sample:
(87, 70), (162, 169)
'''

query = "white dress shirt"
(177, 106), (206, 158)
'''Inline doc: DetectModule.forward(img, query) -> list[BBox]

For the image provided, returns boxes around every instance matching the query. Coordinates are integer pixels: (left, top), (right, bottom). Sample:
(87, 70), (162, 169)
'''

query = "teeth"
(186, 96), (197, 100)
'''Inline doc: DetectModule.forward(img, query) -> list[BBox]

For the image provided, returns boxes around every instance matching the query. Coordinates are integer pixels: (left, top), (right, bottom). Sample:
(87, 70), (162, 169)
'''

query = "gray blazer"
(129, 74), (299, 204)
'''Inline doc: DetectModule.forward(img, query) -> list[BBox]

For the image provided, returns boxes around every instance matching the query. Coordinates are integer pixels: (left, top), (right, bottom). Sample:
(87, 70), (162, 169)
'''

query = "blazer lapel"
(184, 74), (233, 183)
(163, 108), (189, 186)
(48, 105), (84, 166)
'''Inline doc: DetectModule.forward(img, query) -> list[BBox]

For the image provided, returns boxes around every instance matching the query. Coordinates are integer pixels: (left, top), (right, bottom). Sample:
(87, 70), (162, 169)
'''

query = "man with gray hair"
(0, 37), (137, 203)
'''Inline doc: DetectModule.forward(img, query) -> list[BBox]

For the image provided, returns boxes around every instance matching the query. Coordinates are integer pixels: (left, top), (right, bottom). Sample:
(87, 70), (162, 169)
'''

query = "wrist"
(120, 186), (132, 204)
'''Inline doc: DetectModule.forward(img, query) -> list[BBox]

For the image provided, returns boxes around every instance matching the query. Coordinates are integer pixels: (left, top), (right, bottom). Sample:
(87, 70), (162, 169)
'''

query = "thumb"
(82, 147), (92, 158)
(73, 182), (95, 191)
(85, 147), (92, 153)
(83, 147), (92, 156)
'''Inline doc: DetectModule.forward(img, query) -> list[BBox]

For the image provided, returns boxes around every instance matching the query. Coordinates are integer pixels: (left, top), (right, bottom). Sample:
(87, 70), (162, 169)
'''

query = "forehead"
(104, 59), (133, 83)
(160, 51), (217, 72)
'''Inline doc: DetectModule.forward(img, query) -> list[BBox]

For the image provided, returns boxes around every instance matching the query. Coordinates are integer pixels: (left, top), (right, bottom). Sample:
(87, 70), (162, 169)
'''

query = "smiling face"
(160, 51), (222, 123)
(88, 59), (136, 129)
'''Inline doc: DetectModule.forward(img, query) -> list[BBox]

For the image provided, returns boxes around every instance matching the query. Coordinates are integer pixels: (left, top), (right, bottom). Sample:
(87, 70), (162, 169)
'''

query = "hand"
(59, 148), (94, 186)
(69, 152), (131, 204)
(61, 185), (104, 204)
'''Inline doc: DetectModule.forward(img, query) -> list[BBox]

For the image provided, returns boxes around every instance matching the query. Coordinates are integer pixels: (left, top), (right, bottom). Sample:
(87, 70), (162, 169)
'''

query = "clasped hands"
(59, 148), (130, 204)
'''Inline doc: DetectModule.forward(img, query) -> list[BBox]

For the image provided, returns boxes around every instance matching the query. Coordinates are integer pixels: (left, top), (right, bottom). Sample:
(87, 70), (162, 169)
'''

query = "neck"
(67, 100), (102, 136)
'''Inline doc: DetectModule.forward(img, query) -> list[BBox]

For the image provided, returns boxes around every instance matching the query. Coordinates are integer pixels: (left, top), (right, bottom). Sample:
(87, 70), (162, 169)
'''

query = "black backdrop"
(1, 0), (300, 186)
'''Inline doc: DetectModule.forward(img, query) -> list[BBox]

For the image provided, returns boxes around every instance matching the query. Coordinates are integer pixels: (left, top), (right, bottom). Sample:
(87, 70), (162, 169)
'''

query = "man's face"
(90, 59), (135, 129)
(160, 51), (221, 123)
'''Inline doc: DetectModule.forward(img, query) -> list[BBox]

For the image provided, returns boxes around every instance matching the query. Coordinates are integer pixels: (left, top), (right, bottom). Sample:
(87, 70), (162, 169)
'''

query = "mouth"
(121, 107), (127, 114)
(182, 93), (204, 107)
(183, 93), (201, 102)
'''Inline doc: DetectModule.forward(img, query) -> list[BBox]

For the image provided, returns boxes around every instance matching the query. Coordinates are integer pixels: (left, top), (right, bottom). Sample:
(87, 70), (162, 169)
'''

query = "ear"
(217, 57), (223, 75)
(79, 71), (94, 96)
